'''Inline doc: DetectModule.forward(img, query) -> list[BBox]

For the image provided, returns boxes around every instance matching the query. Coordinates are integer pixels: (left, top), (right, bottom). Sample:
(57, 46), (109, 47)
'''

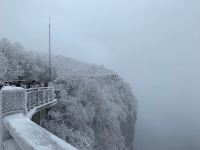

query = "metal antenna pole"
(49, 16), (52, 82)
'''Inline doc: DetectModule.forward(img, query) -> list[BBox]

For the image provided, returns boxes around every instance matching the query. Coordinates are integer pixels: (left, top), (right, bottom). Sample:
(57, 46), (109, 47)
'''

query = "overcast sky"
(1, 0), (200, 150)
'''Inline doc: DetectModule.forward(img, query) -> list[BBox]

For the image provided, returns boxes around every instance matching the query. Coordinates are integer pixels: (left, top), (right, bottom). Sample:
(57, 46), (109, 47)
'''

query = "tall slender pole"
(48, 17), (51, 81)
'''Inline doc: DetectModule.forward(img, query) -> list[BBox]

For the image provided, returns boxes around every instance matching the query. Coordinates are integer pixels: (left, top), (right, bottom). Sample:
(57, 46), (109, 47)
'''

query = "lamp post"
(48, 17), (52, 82)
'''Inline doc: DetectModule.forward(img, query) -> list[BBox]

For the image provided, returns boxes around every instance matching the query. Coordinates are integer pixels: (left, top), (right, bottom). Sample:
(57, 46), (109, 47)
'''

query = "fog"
(1, 0), (200, 150)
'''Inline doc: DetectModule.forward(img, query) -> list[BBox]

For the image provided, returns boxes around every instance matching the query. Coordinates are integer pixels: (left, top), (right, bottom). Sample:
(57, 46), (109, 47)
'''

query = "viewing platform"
(0, 85), (77, 150)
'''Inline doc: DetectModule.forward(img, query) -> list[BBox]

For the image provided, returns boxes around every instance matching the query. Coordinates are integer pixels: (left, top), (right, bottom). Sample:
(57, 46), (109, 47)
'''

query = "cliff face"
(44, 76), (136, 150)
(43, 56), (137, 150)
(0, 39), (137, 150)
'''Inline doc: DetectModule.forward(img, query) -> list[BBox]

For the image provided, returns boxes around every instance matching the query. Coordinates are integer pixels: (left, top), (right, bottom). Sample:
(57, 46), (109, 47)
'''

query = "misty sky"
(1, 0), (200, 150)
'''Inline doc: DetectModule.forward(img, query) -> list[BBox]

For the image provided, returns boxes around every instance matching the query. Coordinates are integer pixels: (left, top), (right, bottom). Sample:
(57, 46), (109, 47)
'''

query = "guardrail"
(26, 87), (55, 111)
(0, 86), (79, 150)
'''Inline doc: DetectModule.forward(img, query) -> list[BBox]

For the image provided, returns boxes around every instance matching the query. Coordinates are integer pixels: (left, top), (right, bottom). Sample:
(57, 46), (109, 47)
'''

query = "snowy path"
(3, 113), (77, 150)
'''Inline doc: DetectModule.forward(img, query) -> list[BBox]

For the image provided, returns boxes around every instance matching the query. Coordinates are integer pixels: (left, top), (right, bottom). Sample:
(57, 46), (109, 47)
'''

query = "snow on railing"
(0, 86), (78, 150)
(26, 87), (55, 111)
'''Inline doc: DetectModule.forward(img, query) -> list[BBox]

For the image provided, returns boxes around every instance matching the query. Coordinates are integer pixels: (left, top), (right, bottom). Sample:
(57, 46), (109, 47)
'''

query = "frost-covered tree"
(0, 39), (24, 80)
(0, 38), (57, 81)
(0, 38), (11, 55)
(0, 52), (8, 81)
(44, 76), (137, 150)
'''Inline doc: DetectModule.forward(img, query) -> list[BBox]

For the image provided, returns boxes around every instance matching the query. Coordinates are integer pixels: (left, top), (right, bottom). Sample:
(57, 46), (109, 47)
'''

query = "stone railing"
(0, 86), (78, 150)
(1, 86), (26, 117)
(26, 87), (55, 111)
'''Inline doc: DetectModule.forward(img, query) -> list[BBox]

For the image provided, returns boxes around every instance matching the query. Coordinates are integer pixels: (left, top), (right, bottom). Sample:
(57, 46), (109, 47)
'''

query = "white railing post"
(24, 92), (28, 116)
(0, 86), (26, 150)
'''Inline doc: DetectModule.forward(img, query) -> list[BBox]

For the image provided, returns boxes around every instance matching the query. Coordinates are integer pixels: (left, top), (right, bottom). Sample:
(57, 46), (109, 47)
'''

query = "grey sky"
(1, 0), (200, 150)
